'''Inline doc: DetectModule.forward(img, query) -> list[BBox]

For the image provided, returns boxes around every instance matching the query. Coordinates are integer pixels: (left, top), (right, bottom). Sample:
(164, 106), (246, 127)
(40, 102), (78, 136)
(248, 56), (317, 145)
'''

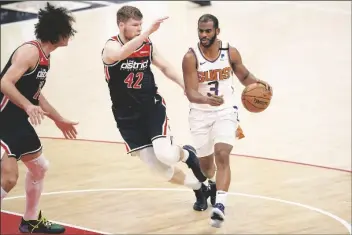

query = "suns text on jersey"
(197, 66), (232, 83)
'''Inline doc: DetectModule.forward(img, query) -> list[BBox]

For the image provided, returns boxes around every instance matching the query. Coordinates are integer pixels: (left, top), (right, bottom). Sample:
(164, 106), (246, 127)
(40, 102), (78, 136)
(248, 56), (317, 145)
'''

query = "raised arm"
(102, 17), (169, 64)
(102, 32), (150, 64)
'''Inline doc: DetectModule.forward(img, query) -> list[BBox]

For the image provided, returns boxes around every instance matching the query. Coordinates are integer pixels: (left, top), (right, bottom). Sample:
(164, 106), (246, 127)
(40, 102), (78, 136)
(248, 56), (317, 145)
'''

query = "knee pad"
(23, 154), (49, 181)
(152, 138), (179, 166)
(139, 147), (175, 181)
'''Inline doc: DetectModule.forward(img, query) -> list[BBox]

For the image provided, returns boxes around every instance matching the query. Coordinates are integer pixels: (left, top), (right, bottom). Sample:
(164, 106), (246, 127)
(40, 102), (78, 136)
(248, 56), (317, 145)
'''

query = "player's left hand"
(54, 118), (78, 139)
(257, 80), (273, 95)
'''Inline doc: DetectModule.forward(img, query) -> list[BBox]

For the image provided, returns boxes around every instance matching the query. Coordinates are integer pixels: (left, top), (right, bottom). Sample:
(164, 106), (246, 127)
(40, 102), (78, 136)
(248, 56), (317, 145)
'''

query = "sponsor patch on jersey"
(36, 68), (47, 80)
(121, 59), (149, 71)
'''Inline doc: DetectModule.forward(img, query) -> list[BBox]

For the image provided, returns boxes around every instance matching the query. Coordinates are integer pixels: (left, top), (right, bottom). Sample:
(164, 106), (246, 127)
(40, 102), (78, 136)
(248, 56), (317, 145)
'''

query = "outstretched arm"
(152, 46), (184, 90)
(102, 33), (150, 64)
(102, 17), (169, 64)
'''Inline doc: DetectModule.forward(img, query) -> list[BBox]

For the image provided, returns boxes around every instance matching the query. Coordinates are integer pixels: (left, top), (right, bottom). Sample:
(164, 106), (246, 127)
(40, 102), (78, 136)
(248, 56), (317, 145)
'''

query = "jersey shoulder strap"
(219, 40), (230, 50)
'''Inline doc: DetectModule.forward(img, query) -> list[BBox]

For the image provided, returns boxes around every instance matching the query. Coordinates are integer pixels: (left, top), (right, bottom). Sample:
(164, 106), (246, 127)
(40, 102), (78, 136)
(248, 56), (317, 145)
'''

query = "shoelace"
(29, 216), (53, 232)
(40, 217), (53, 228)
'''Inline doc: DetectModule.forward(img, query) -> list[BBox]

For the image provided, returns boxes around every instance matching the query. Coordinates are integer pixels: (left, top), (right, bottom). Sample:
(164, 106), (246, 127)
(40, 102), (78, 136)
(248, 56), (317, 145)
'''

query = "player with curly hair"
(0, 3), (77, 233)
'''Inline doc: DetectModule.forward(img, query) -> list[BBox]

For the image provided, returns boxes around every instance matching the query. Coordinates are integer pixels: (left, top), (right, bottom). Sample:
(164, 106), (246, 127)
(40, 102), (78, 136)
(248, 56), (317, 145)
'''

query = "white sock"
(23, 172), (43, 220)
(183, 172), (201, 190)
(215, 190), (227, 206)
(181, 149), (189, 163)
(1, 187), (8, 201)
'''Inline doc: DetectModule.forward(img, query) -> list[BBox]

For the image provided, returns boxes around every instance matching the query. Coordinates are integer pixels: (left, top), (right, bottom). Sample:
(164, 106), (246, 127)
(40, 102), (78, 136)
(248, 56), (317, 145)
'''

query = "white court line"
(1, 210), (115, 234)
(3, 188), (351, 234)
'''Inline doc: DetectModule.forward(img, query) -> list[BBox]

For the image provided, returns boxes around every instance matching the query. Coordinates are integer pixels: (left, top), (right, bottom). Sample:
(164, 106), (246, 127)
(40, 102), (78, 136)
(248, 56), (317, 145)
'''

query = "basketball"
(241, 82), (272, 113)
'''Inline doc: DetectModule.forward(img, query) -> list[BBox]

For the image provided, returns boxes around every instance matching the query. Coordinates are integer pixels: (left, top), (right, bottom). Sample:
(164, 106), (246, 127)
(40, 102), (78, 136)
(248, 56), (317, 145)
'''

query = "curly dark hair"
(34, 2), (77, 44)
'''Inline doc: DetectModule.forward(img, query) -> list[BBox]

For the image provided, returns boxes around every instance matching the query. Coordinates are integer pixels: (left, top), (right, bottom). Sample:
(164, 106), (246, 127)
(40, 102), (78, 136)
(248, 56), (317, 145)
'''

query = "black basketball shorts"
(112, 94), (172, 154)
(0, 119), (42, 161)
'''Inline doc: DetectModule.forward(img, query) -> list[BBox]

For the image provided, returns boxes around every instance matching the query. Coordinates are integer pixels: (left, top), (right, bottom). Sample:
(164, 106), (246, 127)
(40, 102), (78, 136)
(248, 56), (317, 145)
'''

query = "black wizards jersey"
(102, 35), (157, 108)
(0, 40), (50, 122)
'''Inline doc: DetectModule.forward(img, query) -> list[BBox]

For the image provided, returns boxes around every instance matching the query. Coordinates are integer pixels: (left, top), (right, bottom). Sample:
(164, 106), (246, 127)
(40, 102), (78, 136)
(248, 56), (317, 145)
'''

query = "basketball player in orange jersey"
(182, 14), (272, 227)
(0, 3), (78, 233)
(101, 6), (210, 210)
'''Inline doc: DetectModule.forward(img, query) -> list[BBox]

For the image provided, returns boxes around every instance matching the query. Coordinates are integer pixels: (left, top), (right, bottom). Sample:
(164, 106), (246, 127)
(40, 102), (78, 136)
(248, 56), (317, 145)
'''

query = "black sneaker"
(183, 145), (207, 182)
(208, 180), (217, 206)
(193, 183), (209, 211)
(19, 211), (65, 234)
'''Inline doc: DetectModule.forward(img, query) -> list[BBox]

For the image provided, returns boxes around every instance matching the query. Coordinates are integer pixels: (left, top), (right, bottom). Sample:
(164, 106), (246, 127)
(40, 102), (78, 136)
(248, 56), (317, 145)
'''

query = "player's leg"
(188, 108), (219, 209)
(18, 124), (65, 234)
(198, 154), (217, 206)
(148, 95), (207, 183)
(138, 146), (207, 192)
(147, 95), (209, 210)
(151, 136), (209, 210)
(1, 142), (19, 201)
(209, 107), (238, 228)
(112, 106), (154, 154)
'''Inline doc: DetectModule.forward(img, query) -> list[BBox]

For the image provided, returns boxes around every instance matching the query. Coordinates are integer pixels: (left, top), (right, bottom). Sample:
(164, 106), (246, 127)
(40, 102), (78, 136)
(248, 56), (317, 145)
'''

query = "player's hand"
(206, 93), (224, 106)
(25, 104), (48, 126)
(147, 16), (169, 35)
(257, 80), (273, 95)
(54, 118), (78, 139)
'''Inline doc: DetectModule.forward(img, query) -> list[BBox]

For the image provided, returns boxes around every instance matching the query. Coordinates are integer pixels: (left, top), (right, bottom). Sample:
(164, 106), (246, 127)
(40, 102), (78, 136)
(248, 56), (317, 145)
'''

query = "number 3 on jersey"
(208, 81), (219, 96)
(124, 72), (143, 89)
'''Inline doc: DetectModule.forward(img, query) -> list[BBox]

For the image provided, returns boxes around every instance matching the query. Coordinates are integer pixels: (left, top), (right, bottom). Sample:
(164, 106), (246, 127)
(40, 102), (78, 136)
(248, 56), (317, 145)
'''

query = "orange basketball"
(241, 82), (272, 113)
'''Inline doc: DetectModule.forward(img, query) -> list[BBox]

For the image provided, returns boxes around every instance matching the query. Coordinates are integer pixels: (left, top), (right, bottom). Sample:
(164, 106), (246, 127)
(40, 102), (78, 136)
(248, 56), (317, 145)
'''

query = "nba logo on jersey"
(220, 53), (225, 61)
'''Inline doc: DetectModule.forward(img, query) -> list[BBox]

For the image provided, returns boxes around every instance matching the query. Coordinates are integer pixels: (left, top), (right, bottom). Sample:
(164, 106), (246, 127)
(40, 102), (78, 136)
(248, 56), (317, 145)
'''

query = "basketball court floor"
(1, 1), (351, 234)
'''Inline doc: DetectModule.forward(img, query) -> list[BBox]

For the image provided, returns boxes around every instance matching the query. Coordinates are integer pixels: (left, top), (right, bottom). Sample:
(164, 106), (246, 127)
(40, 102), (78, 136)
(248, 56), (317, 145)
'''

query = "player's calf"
(182, 145), (207, 182)
(210, 143), (233, 227)
(199, 154), (217, 206)
(1, 153), (19, 197)
(139, 147), (209, 210)
(152, 138), (207, 183)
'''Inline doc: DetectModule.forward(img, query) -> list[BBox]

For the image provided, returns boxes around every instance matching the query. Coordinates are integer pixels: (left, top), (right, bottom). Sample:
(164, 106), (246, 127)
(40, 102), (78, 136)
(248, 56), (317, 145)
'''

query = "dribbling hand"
(147, 16), (169, 35)
(25, 104), (48, 126)
(206, 93), (224, 106)
(257, 80), (273, 96)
